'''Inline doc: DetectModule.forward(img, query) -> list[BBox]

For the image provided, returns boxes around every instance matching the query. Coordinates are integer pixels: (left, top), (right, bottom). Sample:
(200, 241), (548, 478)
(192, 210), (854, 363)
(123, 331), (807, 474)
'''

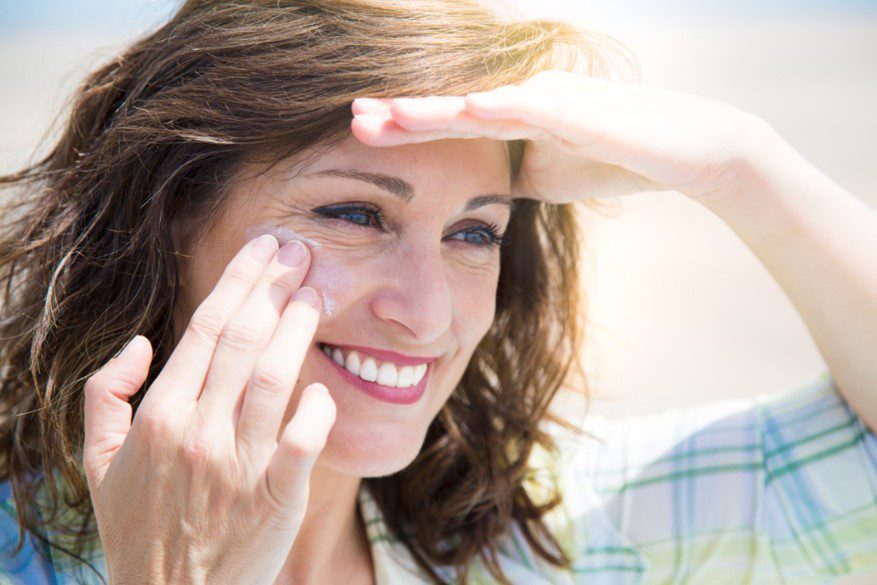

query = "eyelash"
(313, 203), (506, 248)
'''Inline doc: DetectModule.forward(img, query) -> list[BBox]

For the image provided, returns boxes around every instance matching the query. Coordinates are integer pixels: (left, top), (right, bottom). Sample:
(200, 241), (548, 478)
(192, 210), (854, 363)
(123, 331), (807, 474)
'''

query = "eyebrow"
(307, 168), (512, 212)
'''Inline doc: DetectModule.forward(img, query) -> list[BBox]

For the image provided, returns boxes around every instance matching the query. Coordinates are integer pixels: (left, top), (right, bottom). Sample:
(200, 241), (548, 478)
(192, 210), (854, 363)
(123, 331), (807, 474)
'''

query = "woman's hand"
(82, 235), (335, 585)
(349, 69), (774, 204)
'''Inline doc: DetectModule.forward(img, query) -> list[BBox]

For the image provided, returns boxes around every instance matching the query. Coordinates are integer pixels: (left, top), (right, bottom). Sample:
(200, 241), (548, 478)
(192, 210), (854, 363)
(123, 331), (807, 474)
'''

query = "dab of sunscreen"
(243, 224), (349, 317)
(243, 224), (322, 250)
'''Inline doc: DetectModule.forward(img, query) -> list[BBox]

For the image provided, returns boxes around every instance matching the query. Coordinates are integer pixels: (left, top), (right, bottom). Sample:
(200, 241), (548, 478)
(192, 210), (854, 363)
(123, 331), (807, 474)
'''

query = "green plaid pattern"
(2, 371), (876, 583)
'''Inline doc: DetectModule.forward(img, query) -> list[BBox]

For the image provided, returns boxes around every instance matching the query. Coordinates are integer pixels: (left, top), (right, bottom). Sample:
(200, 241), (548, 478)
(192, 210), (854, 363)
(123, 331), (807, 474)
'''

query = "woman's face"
(173, 135), (512, 477)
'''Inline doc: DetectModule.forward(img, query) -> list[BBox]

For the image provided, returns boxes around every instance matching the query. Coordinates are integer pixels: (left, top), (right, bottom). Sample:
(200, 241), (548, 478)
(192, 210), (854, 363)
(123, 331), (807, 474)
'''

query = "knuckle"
(181, 430), (216, 469)
(249, 364), (288, 395)
(188, 304), (229, 343)
(134, 405), (176, 438)
(264, 276), (293, 300)
(220, 321), (264, 352)
(107, 368), (145, 393)
(279, 434), (322, 461)
(226, 264), (259, 287)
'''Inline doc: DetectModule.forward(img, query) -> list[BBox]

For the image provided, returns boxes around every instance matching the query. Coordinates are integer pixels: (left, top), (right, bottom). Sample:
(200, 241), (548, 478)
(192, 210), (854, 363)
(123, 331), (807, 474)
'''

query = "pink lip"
(319, 342), (438, 366)
(317, 345), (430, 405)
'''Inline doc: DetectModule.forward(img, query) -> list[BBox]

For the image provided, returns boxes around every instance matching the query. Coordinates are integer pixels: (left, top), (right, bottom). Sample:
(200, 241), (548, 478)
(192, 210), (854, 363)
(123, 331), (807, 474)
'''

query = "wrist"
(690, 115), (849, 228)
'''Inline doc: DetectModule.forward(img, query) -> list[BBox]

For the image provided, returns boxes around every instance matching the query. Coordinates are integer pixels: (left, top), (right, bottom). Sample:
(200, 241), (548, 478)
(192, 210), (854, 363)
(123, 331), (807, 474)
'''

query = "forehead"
(293, 135), (512, 195)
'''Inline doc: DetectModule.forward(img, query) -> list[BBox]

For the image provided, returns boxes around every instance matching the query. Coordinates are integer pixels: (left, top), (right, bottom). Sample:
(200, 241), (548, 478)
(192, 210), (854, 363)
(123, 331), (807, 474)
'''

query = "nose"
(369, 246), (453, 344)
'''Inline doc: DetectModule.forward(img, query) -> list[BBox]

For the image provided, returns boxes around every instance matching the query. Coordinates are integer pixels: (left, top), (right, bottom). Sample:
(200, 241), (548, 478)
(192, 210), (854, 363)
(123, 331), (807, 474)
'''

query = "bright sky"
(2, 0), (876, 35)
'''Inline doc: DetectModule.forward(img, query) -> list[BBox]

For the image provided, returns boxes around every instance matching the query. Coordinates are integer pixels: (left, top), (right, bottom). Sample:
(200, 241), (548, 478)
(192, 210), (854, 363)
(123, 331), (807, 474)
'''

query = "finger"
(263, 382), (336, 510)
(235, 286), (322, 460)
(351, 97), (392, 116)
(385, 86), (603, 155)
(513, 159), (653, 201)
(388, 92), (565, 139)
(464, 80), (641, 163)
(464, 85), (565, 134)
(388, 95), (467, 130)
(148, 234), (279, 406)
(196, 239), (311, 427)
(390, 95), (550, 140)
(351, 112), (541, 147)
(83, 335), (153, 489)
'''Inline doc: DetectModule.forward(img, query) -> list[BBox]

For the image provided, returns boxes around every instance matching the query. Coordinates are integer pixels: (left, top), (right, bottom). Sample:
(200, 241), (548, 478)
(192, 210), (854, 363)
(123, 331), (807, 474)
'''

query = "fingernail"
(249, 234), (278, 261)
(277, 240), (307, 267)
(293, 287), (321, 310)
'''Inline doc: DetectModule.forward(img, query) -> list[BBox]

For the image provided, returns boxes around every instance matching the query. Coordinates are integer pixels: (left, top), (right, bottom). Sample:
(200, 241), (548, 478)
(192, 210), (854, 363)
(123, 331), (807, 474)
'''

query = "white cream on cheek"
(243, 223), (352, 317)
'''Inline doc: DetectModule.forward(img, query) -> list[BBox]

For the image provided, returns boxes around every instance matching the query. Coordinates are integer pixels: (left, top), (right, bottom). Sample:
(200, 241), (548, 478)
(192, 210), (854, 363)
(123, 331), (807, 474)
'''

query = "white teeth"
(344, 350), (361, 376)
(321, 343), (430, 389)
(396, 366), (414, 388)
(412, 364), (427, 385)
(376, 362), (398, 387)
(359, 357), (378, 382)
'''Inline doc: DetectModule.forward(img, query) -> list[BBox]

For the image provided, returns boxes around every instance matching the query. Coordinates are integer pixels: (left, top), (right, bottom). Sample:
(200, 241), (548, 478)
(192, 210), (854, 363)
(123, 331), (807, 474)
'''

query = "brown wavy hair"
(0, 1), (631, 582)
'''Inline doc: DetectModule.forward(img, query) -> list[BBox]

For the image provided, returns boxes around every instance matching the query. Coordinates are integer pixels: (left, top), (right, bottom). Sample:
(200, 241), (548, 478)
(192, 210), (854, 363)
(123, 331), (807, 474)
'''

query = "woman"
(1, 0), (875, 583)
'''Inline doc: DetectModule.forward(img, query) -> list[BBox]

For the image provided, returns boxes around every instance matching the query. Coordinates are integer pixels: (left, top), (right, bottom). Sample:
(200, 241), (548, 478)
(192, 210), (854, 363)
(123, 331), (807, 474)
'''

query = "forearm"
(694, 121), (877, 432)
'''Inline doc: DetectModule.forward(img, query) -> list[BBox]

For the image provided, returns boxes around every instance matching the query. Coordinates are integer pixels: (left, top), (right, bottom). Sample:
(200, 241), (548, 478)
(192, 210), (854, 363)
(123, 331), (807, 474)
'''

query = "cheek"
(447, 262), (500, 350)
(303, 250), (356, 317)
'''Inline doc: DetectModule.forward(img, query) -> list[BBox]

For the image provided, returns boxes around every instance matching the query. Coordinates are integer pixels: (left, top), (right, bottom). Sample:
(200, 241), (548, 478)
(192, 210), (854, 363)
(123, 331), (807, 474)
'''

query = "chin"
(316, 416), (430, 478)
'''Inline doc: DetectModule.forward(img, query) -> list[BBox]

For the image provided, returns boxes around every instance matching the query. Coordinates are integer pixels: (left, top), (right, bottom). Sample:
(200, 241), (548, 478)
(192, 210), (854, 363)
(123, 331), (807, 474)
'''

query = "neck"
(274, 461), (372, 584)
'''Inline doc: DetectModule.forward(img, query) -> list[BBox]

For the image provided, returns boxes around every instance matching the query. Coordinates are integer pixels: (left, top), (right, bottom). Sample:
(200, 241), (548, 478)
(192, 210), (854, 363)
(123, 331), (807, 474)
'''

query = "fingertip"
(351, 97), (392, 116)
(352, 113), (390, 133)
(125, 335), (154, 362)
(131, 334), (150, 351)
(293, 286), (322, 312)
(308, 381), (334, 404)
(352, 113), (411, 137)
(114, 335), (141, 362)
(306, 382), (336, 422)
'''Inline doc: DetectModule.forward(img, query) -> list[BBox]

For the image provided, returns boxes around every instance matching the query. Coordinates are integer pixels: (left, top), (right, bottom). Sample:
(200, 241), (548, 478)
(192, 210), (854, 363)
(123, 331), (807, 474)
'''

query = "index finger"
(147, 234), (280, 407)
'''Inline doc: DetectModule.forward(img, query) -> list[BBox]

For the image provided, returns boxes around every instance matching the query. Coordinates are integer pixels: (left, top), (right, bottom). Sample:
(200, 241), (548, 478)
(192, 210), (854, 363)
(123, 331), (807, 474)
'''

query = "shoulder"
(540, 371), (877, 582)
(0, 475), (108, 585)
(0, 479), (57, 584)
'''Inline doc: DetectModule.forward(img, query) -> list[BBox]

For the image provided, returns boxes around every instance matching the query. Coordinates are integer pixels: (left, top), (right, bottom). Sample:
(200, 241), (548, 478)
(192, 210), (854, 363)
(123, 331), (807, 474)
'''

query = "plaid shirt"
(2, 371), (876, 584)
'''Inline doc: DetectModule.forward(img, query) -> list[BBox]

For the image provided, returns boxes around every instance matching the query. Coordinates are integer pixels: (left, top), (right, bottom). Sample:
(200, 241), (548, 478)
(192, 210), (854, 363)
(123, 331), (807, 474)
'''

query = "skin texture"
(83, 68), (877, 584)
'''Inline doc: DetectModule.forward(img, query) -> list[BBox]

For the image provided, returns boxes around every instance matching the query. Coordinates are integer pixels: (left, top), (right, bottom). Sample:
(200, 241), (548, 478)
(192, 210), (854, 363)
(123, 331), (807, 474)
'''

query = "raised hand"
(350, 69), (772, 204)
(83, 235), (335, 585)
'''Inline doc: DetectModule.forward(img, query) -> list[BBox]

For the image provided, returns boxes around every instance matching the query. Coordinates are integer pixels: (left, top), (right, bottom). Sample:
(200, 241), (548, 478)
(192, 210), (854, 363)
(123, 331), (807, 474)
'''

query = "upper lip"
(318, 341), (439, 366)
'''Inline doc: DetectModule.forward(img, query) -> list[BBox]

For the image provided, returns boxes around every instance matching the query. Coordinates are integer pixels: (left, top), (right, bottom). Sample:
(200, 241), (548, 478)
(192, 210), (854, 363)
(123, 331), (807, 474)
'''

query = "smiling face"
(173, 135), (512, 477)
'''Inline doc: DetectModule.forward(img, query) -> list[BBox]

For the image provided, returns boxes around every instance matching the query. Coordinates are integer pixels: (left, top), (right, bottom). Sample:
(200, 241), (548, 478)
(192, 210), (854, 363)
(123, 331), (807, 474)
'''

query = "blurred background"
(1, 1), (875, 582)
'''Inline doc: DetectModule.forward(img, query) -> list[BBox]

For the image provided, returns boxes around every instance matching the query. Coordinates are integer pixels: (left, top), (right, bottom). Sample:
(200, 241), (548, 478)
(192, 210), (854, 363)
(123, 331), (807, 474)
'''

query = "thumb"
(83, 335), (153, 489)
(264, 382), (337, 511)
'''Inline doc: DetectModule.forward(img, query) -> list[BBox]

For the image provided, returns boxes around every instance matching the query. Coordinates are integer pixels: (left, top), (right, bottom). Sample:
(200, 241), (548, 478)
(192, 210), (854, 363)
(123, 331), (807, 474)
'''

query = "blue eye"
(447, 226), (504, 248)
(313, 204), (385, 229)
(312, 203), (505, 248)
(341, 211), (373, 226)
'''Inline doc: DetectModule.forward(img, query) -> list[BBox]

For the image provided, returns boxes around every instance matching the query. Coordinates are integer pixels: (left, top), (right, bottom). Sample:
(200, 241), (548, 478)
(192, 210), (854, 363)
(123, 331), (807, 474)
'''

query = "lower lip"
(318, 346), (430, 405)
